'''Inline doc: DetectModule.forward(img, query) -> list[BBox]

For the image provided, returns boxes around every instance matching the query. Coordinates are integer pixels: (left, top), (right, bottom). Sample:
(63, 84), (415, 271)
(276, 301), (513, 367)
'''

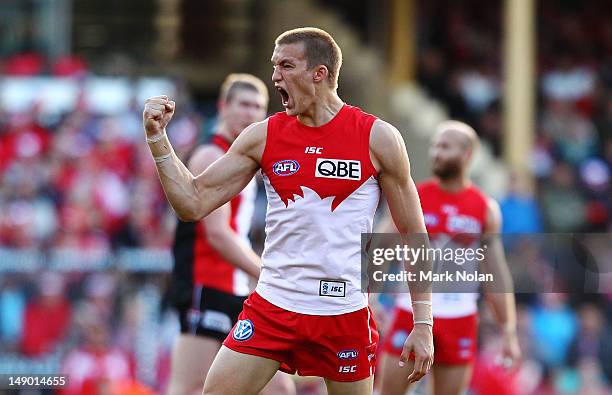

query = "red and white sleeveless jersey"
(197, 135), (255, 295)
(397, 179), (489, 317)
(255, 104), (381, 315)
(173, 135), (255, 296)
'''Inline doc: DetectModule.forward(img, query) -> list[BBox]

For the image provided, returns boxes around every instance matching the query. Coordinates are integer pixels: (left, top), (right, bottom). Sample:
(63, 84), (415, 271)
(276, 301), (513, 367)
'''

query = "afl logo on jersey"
(273, 160), (300, 176)
(232, 319), (254, 341)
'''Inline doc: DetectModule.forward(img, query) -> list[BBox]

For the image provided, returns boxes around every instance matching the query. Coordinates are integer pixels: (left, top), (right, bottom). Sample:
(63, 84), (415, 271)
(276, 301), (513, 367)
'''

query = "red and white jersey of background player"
(396, 179), (489, 318)
(182, 135), (256, 296)
(255, 104), (380, 315)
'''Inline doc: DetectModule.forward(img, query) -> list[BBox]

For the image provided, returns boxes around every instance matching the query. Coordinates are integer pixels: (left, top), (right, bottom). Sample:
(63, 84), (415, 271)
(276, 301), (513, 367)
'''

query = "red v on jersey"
(261, 104), (378, 212)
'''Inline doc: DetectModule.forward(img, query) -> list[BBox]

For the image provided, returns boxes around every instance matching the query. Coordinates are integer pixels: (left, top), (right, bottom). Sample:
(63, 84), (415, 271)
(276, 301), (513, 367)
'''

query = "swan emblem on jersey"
(267, 158), (373, 211)
(232, 319), (254, 341)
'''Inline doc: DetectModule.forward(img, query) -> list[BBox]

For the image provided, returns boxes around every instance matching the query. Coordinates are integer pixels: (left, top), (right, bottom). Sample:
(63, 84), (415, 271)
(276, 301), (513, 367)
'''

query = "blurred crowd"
(0, 58), (201, 392)
(0, 83), (202, 251)
(416, 0), (611, 234)
(0, 1), (611, 394)
(0, 271), (176, 394)
(409, 1), (612, 393)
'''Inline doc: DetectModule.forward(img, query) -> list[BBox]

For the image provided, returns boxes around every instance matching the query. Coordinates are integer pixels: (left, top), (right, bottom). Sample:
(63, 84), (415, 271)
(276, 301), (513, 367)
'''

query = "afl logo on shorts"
(337, 349), (359, 360)
(232, 319), (254, 341)
(273, 160), (300, 176)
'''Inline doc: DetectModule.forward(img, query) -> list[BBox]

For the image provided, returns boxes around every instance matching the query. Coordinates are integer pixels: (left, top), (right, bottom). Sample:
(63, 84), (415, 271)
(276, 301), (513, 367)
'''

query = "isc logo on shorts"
(338, 365), (357, 373)
(315, 158), (361, 180)
(232, 319), (254, 341)
(319, 280), (346, 297)
(273, 160), (300, 176)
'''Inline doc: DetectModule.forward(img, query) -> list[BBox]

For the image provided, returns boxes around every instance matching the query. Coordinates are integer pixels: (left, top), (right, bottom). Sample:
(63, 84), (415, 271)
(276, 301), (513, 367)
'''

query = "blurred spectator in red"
(469, 332), (521, 395)
(109, 379), (156, 395)
(0, 112), (51, 175)
(60, 310), (133, 395)
(20, 272), (71, 356)
(4, 53), (44, 75)
(52, 55), (88, 77)
(54, 195), (110, 250)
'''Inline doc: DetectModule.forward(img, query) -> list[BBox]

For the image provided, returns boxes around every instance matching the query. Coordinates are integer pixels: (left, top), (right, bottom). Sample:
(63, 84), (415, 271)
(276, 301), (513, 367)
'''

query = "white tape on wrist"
(412, 300), (432, 306)
(413, 320), (434, 326)
(153, 152), (172, 163)
(147, 133), (166, 144)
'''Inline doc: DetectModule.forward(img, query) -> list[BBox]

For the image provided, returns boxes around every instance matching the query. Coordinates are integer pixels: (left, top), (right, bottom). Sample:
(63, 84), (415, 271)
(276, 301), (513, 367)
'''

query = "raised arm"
(370, 120), (434, 383)
(143, 96), (265, 221)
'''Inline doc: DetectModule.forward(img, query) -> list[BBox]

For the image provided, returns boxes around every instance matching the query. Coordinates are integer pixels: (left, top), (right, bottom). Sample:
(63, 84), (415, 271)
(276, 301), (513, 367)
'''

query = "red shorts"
(382, 308), (478, 365)
(223, 291), (379, 382)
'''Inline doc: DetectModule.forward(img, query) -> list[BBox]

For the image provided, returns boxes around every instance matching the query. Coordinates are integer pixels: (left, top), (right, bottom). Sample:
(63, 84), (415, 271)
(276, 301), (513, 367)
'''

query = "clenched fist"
(143, 95), (176, 137)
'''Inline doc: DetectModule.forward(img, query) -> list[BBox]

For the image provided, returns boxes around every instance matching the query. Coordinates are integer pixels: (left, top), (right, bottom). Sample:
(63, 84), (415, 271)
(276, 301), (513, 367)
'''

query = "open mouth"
(276, 86), (290, 107)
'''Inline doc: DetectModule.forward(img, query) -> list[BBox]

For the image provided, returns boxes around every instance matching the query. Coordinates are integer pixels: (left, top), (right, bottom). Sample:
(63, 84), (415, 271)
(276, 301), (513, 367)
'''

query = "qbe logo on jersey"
(273, 160), (300, 176)
(232, 319), (254, 341)
(315, 158), (361, 180)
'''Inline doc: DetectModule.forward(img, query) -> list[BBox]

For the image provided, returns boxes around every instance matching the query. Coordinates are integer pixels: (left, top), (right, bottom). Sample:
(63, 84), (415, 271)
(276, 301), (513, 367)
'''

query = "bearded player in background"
(377, 121), (521, 395)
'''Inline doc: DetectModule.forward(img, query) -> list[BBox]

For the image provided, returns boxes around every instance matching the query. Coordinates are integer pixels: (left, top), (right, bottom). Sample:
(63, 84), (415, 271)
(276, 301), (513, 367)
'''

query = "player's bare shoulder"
(369, 119), (409, 174)
(229, 119), (269, 164)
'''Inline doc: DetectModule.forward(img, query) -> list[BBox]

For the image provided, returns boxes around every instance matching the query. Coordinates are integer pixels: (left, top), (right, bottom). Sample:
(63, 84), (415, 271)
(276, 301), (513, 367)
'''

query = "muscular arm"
(482, 198), (517, 334)
(187, 146), (261, 279)
(144, 97), (266, 221)
(370, 120), (433, 381)
(370, 120), (431, 300)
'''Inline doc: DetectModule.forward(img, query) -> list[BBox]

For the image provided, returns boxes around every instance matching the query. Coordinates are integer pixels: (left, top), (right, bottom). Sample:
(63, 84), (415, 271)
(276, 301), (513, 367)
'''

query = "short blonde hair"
(275, 27), (343, 89)
(219, 73), (269, 104)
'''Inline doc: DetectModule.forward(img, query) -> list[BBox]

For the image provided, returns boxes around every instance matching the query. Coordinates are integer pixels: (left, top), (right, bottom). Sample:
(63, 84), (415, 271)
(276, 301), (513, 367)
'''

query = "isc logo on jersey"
(232, 319), (254, 341)
(273, 160), (300, 176)
(315, 158), (361, 180)
(319, 280), (346, 297)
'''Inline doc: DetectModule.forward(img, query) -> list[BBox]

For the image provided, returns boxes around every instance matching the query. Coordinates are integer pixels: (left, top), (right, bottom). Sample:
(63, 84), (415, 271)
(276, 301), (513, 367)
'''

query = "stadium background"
(0, 0), (610, 394)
